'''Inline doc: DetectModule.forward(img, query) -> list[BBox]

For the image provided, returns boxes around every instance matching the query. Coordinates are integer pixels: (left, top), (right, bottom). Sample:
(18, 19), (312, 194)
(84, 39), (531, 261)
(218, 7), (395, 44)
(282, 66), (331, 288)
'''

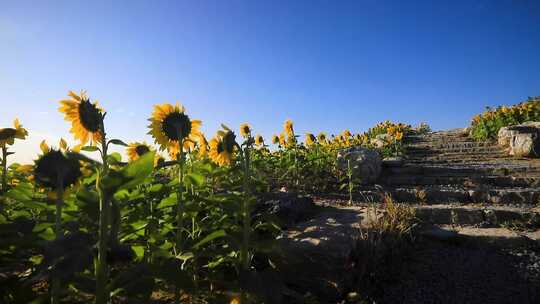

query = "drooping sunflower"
(59, 90), (104, 146)
(209, 126), (237, 166)
(317, 132), (327, 143)
(34, 140), (82, 189)
(279, 133), (287, 146)
(148, 103), (203, 159)
(240, 123), (251, 138)
(254, 134), (264, 147)
(305, 133), (316, 147)
(284, 120), (294, 138)
(196, 134), (209, 158)
(271, 135), (280, 145)
(0, 118), (28, 147)
(126, 142), (153, 161)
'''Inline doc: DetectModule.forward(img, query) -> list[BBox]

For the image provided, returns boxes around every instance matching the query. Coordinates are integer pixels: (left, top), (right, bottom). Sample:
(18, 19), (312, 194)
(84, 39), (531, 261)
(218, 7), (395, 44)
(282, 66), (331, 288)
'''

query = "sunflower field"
(0, 91), (422, 304)
(469, 96), (540, 141)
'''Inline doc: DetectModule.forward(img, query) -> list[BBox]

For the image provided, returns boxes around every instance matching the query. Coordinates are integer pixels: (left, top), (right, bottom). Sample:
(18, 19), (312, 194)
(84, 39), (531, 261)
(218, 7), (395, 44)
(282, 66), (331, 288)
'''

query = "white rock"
(336, 147), (382, 184)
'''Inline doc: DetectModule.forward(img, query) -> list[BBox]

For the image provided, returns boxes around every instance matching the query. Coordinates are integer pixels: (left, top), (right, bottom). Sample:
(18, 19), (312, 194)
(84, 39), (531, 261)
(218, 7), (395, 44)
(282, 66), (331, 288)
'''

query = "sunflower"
(305, 133), (316, 146)
(284, 119), (294, 138)
(34, 141), (82, 189)
(0, 118), (28, 147)
(317, 132), (327, 143)
(59, 90), (104, 146)
(279, 133), (286, 146)
(240, 123), (251, 138)
(254, 134), (264, 147)
(126, 142), (153, 161)
(196, 134), (209, 158)
(271, 135), (280, 145)
(342, 130), (352, 138)
(148, 103), (203, 159)
(209, 126), (237, 166)
(395, 132), (404, 141)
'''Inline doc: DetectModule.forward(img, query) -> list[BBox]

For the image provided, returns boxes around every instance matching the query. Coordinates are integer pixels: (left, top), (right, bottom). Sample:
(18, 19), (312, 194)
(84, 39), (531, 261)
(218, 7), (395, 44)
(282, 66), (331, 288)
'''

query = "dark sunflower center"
(135, 145), (150, 156)
(162, 112), (192, 141)
(78, 99), (102, 132)
(34, 150), (82, 189)
(0, 128), (16, 140)
(221, 131), (236, 153)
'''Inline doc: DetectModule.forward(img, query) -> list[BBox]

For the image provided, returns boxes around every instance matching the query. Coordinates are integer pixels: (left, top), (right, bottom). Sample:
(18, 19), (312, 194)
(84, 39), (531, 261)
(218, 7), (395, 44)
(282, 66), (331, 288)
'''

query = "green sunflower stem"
(96, 127), (110, 304)
(1, 146), (7, 193)
(51, 178), (64, 304)
(175, 142), (185, 304)
(240, 143), (252, 304)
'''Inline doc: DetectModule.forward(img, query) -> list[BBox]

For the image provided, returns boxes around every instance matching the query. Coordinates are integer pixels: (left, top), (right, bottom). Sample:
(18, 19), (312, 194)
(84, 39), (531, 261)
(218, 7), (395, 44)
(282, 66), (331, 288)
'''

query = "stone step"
(414, 204), (540, 227)
(353, 186), (540, 204)
(407, 143), (496, 151)
(420, 225), (540, 248)
(405, 146), (504, 155)
(386, 164), (540, 176)
(382, 175), (540, 187)
(406, 151), (505, 158)
(406, 158), (510, 165)
(406, 154), (508, 162)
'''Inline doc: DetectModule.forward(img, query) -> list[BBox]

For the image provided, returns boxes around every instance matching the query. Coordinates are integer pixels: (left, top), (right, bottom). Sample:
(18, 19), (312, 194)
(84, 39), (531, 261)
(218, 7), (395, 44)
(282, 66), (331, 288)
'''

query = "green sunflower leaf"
(81, 146), (99, 152)
(108, 139), (128, 147)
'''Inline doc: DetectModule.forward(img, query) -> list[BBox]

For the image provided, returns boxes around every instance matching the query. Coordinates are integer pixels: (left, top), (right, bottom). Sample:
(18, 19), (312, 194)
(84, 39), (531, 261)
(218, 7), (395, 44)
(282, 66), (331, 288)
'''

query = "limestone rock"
(255, 192), (315, 228)
(382, 156), (404, 167)
(509, 129), (540, 157)
(497, 122), (540, 158)
(498, 126), (521, 147)
(276, 206), (363, 302)
(337, 147), (382, 184)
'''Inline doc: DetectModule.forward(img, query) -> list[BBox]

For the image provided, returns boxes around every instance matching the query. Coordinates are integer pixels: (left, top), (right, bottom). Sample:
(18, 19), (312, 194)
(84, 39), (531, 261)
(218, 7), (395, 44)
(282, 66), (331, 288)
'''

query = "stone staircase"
(370, 129), (540, 205)
(302, 130), (540, 302)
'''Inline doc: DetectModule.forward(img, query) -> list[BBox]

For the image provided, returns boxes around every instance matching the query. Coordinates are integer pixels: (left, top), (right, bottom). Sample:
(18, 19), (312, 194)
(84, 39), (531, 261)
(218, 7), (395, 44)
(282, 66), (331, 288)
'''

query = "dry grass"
(344, 193), (418, 303)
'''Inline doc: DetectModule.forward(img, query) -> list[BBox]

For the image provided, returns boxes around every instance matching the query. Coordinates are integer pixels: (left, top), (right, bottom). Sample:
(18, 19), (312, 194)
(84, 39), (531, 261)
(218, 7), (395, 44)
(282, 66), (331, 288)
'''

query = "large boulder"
(498, 122), (540, 158)
(275, 206), (363, 302)
(498, 126), (523, 147)
(337, 147), (382, 184)
(509, 130), (540, 157)
(255, 192), (316, 229)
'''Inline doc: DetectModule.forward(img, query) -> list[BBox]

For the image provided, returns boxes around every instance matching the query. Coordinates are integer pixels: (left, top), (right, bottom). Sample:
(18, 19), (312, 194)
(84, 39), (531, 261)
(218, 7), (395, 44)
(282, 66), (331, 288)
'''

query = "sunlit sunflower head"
(395, 132), (404, 141)
(0, 118), (29, 147)
(148, 103), (202, 159)
(240, 123), (251, 138)
(305, 133), (316, 146)
(34, 141), (82, 189)
(209, 126), (237, 166)
(271, 135), (280, 145)
(59, 91), (104, 146)
(279, 133), (287, 146)
(126, 142), (153, 161)
(317, 132), (327, 143)
(342, 130), (352, 138)
(254, 134), (264, 147)
(284, 119), (294, 137)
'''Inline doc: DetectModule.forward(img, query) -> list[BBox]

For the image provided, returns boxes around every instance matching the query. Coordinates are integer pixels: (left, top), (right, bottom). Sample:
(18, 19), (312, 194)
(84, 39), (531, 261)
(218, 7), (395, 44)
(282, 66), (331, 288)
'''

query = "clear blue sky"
(1, 0), (539, 163)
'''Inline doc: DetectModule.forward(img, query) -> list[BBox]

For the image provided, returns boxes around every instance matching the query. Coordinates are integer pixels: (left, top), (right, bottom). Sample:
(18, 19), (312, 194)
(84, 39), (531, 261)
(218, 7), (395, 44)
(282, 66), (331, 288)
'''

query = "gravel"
(376, 240), (540, 304)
